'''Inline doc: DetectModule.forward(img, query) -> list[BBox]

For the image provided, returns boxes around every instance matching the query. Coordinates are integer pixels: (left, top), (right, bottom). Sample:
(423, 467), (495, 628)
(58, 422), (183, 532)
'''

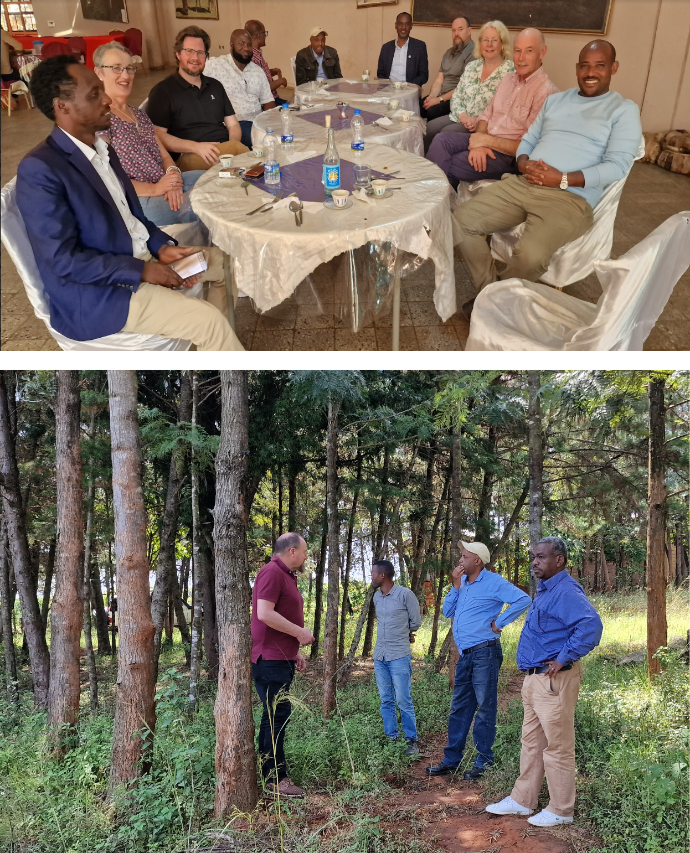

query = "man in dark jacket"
(377, 12), (428, 88)
(295, 28), (343, 86)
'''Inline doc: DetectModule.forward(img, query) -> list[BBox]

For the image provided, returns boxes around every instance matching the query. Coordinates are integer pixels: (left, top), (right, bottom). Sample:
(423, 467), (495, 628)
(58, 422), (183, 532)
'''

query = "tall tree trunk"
(0, 371), (51, 708)
(322, 397), (341, 717)
(583, 537), (595, 591)
(646, 376), (668, 679)
(527, 372), (544, 599)
(107, 371), (156, 800)
(1, 521), (17, 703)
(513, 524), (520, 586)
(339, 582), (376, 686)
(489, 480), (529, 569)
(278, 469), (284, 536)
(676, 523), (685, 587)
(48, 371), (85, 751)
(310, 501), (328, 660)
(172, 569), (191, 666)
(476, 424), (496, 544)
(188, 371), (204, 714)
(429, 497), (451, 658)
(150, 371), (192, 680)
(91, 563), (111, 655)
(448, 429), (462, 688)
(213, 371), (258, 817)
(339, 449), (361, 660)
(288, 473), (297, 532)
(40, 538), (56, 635)
(201, 535), (219, 681)
(82, 469), (99, 712)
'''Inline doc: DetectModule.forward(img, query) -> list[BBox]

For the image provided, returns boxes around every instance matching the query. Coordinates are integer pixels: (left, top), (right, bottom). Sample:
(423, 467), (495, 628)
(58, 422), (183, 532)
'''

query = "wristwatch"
(559, 172), (569, 190)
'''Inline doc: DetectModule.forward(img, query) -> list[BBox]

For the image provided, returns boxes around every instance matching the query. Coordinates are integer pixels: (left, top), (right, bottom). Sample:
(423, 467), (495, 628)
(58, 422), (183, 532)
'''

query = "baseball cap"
(460, 541), (490, 565)
(310, 27), (327, 37)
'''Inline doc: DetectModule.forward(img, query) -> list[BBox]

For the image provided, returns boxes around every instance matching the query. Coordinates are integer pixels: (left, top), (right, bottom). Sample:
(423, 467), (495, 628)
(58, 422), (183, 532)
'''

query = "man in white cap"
(295, 28), (343, 87)
(426, 541), (531, 780)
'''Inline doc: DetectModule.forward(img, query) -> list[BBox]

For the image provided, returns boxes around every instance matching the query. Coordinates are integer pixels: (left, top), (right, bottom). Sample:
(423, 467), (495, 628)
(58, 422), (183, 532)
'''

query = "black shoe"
(463, 766), (486, 781)
(425, 761), (460, 776)
(405, 739), (420, 756)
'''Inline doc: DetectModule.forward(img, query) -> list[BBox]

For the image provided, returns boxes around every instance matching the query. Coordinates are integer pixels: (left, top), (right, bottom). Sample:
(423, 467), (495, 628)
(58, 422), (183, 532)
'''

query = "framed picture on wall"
(80, 0), (128, 23)
(357, 0), (398, 8)
(174, 0), (219, 20)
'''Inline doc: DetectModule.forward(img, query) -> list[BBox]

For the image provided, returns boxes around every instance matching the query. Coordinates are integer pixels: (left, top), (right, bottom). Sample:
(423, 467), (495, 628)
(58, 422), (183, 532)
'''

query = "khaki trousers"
(510, 661), (583, 817)
(455, 174), (594, 293)
(176, 140), (248, 172)
(121, 247), (244, 351)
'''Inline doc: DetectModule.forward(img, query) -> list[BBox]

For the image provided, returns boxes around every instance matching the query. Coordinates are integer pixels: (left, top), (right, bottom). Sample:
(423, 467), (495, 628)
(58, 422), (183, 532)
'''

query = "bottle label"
(265, 162), (280, 181)
(281, 133), (294, 144)
(351, 140), (365, 151)
(324, 165), (340, 189)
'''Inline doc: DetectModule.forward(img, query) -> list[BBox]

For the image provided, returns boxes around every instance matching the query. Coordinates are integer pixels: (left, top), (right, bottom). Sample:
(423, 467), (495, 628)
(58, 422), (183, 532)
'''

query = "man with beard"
(146, 26), (243, 172)
(421, 16), (474, 120)
(205, 28), (275, 150)
(251, 533), (315, 797)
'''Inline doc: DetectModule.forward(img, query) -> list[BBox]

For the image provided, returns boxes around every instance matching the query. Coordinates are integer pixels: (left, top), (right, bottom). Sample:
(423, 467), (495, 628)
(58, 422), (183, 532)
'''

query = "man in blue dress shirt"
(426, 542), (531, 780)
(486, 537), (603, 827)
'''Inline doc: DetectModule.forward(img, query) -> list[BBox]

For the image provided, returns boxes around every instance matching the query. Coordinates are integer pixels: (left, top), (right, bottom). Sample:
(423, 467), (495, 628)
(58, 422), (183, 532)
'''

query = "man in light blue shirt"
(456, 39), (642, 298)
(426, 541), (530, 779)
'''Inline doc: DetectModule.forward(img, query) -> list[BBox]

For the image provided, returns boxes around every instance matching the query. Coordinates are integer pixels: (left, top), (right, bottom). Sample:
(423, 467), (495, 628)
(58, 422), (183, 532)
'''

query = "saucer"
(323, 197), (354, 210)
(370, 188), (395, 200)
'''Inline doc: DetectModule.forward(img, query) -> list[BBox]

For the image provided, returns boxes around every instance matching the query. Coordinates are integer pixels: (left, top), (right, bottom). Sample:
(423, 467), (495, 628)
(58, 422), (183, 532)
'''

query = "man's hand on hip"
(296, 626), (315, 646)
(491, 620), (501, 635)
(543, 660), (564, 676)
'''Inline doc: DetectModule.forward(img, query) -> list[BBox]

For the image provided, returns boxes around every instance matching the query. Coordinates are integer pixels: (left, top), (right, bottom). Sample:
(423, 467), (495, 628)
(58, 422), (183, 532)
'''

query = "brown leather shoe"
(267, 778), (305, 797)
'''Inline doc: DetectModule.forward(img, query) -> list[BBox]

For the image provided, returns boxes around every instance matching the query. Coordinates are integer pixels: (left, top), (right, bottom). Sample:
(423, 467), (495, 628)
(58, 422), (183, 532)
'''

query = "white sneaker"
(485, 796), (534, 816)
(527, 809), (574, 827)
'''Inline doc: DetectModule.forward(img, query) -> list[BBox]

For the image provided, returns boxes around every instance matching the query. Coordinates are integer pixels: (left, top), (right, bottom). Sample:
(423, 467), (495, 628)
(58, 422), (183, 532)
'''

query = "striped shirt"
(252, 47), (273, 86)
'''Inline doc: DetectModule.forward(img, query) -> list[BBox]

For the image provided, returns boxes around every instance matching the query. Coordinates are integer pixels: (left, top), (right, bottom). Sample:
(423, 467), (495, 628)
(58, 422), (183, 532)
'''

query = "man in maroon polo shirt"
(252, 531), (314, 797)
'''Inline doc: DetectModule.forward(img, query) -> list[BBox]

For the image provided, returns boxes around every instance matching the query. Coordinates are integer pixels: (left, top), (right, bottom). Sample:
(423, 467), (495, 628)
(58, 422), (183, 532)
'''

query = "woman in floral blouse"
(424, 21), (513, 152)
(94, 42), (206, 227)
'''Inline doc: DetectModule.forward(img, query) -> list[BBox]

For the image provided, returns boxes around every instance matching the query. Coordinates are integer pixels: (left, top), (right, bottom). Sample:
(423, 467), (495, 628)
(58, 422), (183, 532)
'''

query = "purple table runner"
(299, 106), (382, 130)
(251, 155), (391, 202)
(327, 82), (389, 94)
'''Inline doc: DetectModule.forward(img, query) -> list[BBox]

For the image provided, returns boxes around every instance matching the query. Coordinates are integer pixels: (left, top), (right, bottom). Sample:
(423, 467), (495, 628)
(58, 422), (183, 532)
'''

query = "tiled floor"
(2, 70), (689, 351)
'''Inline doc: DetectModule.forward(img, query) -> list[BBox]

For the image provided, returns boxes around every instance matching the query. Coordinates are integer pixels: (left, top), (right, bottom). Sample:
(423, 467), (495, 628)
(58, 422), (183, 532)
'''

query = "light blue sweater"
(516, 88), (642, 209)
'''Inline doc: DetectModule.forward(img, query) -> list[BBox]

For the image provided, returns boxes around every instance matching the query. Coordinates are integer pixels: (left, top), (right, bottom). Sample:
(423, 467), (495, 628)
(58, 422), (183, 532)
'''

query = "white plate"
(323, 197), (354, 210)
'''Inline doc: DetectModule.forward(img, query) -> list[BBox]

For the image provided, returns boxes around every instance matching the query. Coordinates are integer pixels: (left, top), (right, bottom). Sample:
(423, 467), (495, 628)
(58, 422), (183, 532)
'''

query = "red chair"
(68, 36), (86, 61)
(109, 30), (125, 35)
(123, 28), (142, 58)
(42, 41), (71, 60)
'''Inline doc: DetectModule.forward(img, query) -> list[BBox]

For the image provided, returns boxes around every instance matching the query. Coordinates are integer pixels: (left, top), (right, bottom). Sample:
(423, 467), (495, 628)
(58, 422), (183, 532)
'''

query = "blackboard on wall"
(411, 0), (613, 33)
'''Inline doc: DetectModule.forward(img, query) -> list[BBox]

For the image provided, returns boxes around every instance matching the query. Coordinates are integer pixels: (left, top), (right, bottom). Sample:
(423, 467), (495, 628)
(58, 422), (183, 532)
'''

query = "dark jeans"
(239, 120), (254, 150)
(274, 95), (288, 107)
(252, 657), (295, 783)
(427, 131), (518, 190)
(443, 642), (503, 769)
(420, 97), (451, 121)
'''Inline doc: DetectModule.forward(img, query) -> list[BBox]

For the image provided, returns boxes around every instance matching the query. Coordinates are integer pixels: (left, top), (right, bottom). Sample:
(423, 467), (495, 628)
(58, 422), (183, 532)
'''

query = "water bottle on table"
(351, 109), (365, 152)
(280, 103), (294, 151)
(264, 131), (280, 185)
(322, 115), (340, 197)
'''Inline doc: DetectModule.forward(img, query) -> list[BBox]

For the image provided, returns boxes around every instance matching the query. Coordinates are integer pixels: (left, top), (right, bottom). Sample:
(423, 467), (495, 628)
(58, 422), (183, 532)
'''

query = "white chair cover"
(465, 211), (690, 351)
(290, 56), (297, 90)
(0, 177), (206, 351)
(456, 139), (646, 288)
(1, 80), (33, 113)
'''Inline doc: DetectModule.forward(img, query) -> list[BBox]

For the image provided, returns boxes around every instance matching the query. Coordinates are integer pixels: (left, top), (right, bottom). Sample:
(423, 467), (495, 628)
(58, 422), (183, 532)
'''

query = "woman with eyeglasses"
(424, 21), (513, 152)
(94, 41), (205, 227)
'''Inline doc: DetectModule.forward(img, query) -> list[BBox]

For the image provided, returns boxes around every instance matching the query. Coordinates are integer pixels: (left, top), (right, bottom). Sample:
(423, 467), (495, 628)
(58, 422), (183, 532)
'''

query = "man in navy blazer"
(377, 13), (428, 88)
(16, 55), (242, 350)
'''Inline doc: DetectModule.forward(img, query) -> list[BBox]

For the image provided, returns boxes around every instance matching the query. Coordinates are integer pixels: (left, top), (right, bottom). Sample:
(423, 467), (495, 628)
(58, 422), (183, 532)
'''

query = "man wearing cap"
(295, 28), (343, 87)
(426, 541), (531, 780)
(486, 537), (602, 827)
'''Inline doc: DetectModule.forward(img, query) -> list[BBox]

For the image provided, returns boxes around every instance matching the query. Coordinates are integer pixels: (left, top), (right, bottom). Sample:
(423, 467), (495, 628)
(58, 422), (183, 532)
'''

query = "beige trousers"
(455, 174), (594, 293)
(176, 140), (249, 172)
(122, 247), (244, 351)
(510, 661), (583, 817)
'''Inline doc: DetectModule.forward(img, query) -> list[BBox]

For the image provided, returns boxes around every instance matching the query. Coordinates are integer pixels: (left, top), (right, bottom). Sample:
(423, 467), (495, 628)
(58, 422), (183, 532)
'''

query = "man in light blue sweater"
(456, 40), (642, 300)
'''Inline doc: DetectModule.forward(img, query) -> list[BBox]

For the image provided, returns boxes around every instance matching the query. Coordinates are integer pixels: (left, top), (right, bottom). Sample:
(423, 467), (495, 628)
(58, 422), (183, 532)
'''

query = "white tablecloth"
(190, 143), (455, 321)
(295, 78), (420, 115)
(252, 104), (424, 157)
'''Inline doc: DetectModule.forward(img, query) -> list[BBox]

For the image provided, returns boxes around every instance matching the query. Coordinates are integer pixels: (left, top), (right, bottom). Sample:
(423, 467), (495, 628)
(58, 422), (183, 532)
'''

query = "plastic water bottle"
(264, 131), (280, 185)
(321, 116), (340, 197)
(280, 103), (294, 151)
(351, 109), (365, 152)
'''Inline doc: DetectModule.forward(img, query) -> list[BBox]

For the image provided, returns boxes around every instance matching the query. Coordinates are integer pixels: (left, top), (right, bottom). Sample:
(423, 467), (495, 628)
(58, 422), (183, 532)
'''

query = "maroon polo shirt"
(251, 556), (304, 663)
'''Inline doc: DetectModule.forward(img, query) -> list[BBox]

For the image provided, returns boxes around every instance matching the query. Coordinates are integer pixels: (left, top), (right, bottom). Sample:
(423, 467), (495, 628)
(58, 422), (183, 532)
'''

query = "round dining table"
(190, 142), (456, 350)
(294, 78), (421, 115)
(252, 103), (424, 157)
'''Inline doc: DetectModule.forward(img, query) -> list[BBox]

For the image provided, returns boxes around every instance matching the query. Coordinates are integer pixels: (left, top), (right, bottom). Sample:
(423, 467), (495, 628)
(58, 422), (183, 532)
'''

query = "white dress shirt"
(390, 38), (408, 83)
(204, 54), (273, 122)
(60, 128), (150, 260)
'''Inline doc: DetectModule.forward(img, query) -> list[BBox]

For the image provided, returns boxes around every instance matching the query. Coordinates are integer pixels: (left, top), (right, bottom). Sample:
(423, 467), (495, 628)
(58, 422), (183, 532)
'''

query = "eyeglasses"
(179, 48), (208, 58)
(481, 38), (500, 45)
(99, 64), (137, 75)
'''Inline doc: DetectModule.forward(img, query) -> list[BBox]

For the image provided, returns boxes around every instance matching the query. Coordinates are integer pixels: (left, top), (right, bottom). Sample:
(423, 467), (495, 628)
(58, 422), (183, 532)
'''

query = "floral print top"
(449, 58), (514, 123)
(99, 108), (165, 184)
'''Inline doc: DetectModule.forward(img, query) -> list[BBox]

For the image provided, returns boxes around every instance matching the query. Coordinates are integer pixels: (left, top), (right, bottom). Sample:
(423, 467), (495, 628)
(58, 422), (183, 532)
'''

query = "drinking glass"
(353, 164), (371, 188)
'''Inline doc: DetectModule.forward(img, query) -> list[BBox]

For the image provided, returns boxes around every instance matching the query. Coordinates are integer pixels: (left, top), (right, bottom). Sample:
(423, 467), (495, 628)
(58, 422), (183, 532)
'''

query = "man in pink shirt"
(427, 28), (558, 188)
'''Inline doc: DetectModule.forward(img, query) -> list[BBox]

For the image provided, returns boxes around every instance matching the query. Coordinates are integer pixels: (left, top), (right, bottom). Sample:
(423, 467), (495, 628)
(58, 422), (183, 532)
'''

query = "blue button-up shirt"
(516, 570), (603, 670)
(313, 49), (327, 79)
(443, 569), (531, 655)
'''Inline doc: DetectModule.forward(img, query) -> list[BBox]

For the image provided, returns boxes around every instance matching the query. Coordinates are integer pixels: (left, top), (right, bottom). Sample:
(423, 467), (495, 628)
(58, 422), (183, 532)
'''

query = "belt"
(524, 664), (572, 675)
(461, 638), (500, 655)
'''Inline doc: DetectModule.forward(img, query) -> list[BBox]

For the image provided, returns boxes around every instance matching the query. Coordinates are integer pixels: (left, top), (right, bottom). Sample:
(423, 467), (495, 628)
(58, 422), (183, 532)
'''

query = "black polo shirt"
(146, 71), (235, 146)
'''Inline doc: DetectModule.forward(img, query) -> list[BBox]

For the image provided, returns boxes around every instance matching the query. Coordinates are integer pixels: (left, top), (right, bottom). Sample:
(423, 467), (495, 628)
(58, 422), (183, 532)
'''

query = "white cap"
(310, 27), (327, 37)
(460, 541), (490, 565)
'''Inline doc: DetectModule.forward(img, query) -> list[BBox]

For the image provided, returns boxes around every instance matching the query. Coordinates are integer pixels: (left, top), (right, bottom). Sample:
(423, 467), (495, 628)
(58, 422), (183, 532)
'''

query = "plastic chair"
(290, 56), (297, 89)
(18, 59), (40, 83)
(465, 211), (690, 351)
(41, 41), (71, 60)
(68, 36), (87, 61)
(123, 28), (143, 60)
(0, 177), (209, 351)
(0, 80), (33, 115)
(456, 138), (646, 288)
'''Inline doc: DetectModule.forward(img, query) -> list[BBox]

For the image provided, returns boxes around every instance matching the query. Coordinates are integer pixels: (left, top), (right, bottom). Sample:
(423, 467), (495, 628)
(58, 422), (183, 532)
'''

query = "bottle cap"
(325, 115), (331, 128)
(354, 109), (361, 115)
(282, 103), (289, 109)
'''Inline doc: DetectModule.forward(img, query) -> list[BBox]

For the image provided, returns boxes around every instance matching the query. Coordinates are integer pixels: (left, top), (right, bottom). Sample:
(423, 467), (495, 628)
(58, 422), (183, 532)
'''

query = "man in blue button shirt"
(486, 537), (603, 827)
(426, 542), (531, 779)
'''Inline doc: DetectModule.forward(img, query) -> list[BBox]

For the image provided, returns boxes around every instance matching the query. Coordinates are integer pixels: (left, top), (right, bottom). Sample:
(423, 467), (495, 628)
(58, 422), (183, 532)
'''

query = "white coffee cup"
(389, 99), (399, 111)
(393, 81), (403, 90)
(252, 145), (264, 157)
(332, 189), (350, 207)
(362, 70), (370, 81)
(219, 154), (234, 168)
(371, 179), (388, 197)
(401, 111), (410, 122)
